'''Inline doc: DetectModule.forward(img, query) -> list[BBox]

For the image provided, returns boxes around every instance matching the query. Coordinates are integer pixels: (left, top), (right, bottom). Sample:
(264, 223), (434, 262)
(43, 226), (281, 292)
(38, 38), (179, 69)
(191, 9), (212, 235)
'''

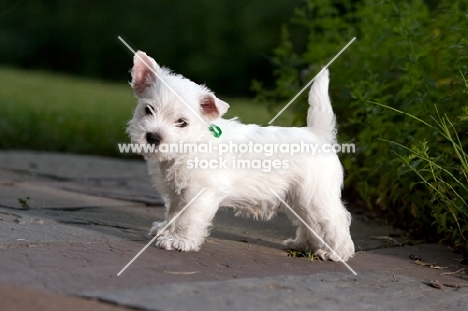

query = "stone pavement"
(0, 151), (467, 310)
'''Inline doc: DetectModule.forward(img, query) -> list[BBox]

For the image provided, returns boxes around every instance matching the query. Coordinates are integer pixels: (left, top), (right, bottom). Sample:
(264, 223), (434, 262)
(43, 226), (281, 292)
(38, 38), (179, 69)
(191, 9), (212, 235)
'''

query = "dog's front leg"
(154, 190), (220, 252)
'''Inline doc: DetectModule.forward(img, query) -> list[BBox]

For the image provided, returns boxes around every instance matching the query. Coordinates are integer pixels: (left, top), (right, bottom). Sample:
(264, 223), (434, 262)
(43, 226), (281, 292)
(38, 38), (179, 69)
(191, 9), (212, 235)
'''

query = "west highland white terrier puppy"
(127, 51), (354, 261)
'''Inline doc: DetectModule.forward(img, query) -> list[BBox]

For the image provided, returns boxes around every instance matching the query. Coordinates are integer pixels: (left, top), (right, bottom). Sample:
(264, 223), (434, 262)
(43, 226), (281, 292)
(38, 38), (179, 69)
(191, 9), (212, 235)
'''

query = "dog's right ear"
(131, 51), (159, 98)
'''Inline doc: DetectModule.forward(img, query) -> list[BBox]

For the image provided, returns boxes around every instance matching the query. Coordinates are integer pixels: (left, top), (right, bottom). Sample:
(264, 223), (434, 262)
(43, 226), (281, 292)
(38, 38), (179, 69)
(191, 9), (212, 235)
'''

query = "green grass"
(286, 249), (319, 261)
(224, 98), (293, 126)
(0, 68), (294, 156)
(0, 68), (134, 156)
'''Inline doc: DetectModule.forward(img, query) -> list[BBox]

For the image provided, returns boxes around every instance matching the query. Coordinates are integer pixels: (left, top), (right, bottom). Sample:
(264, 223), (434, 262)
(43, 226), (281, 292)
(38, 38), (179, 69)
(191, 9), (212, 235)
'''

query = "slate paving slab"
(59, 180), (165, 206)
(0, 151), (467, 311)
(0, 151), (164, 206)
(83, 272), (468, 311)
(0, 205), (148, 248)
(0, 180), (132, 210)
(0, 151), (148, 180)
(0, 284), (134, 311)
(1, 236), (466, 295)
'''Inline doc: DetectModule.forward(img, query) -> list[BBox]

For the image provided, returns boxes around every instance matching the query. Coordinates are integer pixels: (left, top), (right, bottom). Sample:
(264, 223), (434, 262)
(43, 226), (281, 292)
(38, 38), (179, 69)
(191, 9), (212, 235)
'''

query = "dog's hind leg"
(283, 186), (354, 262)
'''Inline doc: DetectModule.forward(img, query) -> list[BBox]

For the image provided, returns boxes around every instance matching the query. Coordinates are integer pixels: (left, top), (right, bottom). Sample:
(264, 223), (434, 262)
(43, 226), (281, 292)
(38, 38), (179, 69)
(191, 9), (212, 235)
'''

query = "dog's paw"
(149, 221), (167, 236)
(283, 238), (308, 250)
(155, 233), (200, 252)
(313, 248), (353, 262)
(283, 238), (355, 262)
(313, 240), (355, 262)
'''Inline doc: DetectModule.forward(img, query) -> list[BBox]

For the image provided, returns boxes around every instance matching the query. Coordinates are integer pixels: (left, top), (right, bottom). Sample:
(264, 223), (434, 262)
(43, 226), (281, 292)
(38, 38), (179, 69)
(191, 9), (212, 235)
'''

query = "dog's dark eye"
(175, 119), (188, 128)
(145, 106), (153, 115)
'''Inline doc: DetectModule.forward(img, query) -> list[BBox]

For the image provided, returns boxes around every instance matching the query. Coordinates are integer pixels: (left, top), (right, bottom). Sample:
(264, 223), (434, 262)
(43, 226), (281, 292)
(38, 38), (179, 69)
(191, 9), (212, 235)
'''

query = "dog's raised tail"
(307, 69), (336, 143)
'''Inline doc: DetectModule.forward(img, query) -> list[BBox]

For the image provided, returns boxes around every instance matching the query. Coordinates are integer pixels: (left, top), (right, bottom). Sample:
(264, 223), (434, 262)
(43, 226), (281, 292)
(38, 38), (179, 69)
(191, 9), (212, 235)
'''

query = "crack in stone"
(0, 211), (22, 222)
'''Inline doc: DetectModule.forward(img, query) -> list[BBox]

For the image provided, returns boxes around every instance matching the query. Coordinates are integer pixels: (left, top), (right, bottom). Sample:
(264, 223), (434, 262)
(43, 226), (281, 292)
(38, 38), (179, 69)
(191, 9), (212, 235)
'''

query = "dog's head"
(126, 51), (229, 160)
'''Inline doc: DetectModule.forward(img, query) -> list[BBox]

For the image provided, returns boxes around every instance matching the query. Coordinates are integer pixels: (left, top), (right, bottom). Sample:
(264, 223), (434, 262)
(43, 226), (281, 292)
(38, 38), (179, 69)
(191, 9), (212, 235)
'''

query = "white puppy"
(127, 51), (354, 261)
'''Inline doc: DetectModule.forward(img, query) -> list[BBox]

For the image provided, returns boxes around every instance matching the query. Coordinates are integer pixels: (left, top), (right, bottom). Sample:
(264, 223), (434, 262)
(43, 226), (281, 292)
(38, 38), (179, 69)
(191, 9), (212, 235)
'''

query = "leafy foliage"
(256, 0), (468, 252)
(378, 101), (468, 251)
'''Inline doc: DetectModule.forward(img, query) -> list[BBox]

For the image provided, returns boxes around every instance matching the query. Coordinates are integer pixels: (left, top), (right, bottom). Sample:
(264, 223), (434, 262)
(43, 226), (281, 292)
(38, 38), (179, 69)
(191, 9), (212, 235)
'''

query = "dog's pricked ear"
(200, 95), (219, 120)
(215, 98), (229, 116)
(200, 95), (229, 120)
(131, 51), (158, 97)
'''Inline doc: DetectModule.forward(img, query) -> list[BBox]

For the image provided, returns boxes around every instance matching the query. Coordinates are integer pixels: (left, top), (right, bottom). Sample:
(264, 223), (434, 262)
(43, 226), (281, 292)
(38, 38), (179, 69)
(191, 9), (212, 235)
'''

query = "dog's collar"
(209, 124), (222, 138)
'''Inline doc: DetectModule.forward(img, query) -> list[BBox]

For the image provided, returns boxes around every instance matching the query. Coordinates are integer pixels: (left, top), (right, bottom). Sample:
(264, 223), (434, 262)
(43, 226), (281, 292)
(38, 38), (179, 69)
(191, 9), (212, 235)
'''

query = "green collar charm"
(209, 124), (222, 138)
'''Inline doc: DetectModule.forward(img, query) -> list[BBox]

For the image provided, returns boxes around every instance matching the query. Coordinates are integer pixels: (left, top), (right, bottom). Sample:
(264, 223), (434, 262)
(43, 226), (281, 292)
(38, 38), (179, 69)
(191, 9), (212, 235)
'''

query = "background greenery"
(0, 68), (292, 157)
(256, 0), (468, 253)
(0, 1), (296, 151)
(1, 0), (302, 97)
(1, 0), (467, 253)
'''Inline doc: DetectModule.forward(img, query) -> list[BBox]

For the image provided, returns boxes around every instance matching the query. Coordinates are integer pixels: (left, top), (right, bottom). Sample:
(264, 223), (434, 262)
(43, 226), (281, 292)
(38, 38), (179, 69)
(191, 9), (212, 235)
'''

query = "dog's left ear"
(200, 95), (230, 120)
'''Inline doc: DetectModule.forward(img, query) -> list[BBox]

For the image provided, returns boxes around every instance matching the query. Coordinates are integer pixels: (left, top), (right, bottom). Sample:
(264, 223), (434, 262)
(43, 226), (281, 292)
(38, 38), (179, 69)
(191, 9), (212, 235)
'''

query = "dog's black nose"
(146, 132), (161, 145)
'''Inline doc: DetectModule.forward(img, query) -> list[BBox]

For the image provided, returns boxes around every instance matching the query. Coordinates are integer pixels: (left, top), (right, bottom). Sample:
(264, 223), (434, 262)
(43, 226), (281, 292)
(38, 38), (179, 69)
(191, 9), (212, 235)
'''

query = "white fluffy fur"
(127, 51), (355, 261)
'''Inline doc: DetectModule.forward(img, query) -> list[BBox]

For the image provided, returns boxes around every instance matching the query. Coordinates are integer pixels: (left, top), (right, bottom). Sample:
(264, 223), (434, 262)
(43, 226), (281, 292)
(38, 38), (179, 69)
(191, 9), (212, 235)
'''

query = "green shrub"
(255, 0), (468, 252)
(375, 97), (468, 251)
